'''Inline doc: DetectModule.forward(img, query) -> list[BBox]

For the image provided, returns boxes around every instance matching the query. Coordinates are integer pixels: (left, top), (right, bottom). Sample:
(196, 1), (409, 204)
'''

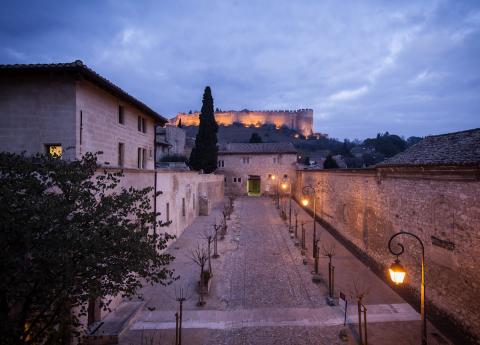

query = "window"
(224, 177), (227, 183)
(233, 177), (237, 183)
(46, 144), (62, 158)
(142, 148), (147, 169)
(166, 203), (170, 222)
(182, 198), (186, 217)
(193, 193), (196, 210)
(238, 177), (242, 183)
(137, 148), (142, 168)
(242, 157), (250, 164)
(218, 160), (224, 168)
(118, 105), (125, 124)
(273, 157), (277, 164)
(118, 143), (124, 167)
(138, 116), (147, 133)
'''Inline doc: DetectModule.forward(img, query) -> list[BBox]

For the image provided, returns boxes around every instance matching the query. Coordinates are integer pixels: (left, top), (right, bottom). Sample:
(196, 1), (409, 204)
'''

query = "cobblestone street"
(120, 197), (451, 345)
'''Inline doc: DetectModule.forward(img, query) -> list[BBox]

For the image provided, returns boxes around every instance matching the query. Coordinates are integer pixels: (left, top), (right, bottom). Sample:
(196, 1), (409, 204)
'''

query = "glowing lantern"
(281, 182), (288, 190)
(389, 259), (406, 285)
(302, 198), (309, 207)
(271, 175), (276, 180)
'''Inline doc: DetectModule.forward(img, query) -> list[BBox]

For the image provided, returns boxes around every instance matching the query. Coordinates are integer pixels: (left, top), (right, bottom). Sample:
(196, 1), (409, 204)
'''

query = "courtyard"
(118, 197), (451, 345)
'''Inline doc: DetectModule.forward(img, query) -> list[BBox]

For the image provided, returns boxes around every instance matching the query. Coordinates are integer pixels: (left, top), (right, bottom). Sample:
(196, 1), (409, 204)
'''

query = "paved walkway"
(120, 197), (451, 345)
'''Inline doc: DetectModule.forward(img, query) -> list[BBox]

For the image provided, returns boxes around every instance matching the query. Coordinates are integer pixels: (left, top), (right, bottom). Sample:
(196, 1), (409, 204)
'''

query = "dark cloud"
(1, 0), (479, 139)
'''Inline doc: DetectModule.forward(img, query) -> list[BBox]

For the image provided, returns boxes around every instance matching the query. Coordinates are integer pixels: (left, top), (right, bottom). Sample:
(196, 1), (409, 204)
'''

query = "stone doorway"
(247, 175), (261, 196)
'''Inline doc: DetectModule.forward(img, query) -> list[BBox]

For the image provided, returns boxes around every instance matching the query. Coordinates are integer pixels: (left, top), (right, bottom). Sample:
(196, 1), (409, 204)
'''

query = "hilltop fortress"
(170, 109), (313, 136)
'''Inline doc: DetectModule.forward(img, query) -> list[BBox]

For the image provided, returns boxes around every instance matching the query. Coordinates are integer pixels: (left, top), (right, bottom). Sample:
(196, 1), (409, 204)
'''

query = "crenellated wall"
(294, 166), (480, 344)
(171, 109), (313, 136)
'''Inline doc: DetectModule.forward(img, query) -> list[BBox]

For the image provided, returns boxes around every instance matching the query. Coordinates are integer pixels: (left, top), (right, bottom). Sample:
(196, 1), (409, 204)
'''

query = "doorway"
(247, 175), (261, 196)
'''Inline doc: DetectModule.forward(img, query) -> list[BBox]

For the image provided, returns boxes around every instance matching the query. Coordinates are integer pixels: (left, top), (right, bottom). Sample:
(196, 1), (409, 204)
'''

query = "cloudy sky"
(1, 0), (479, 139)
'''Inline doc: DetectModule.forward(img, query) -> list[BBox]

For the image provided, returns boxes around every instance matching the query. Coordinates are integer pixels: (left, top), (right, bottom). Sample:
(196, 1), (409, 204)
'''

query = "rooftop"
(219, 142), (297, 154)
(378, 128), (480, 167)
(0, 60), (167, 124)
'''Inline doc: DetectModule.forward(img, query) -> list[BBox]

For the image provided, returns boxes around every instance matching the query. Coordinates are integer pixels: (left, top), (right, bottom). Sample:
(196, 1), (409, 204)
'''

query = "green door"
(247, 176), (261, 196)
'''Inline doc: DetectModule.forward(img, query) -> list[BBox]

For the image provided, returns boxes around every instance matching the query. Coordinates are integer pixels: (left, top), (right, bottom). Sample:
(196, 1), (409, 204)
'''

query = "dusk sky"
(1, 0), (479, 140)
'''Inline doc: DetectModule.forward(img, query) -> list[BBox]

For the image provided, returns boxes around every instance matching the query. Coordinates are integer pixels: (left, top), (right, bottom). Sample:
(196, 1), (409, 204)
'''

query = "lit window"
(46, 144), (62, 158)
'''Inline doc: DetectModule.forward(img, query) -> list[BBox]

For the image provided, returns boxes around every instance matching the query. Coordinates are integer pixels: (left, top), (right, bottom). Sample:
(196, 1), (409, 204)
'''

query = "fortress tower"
(170, 109), (313, 136)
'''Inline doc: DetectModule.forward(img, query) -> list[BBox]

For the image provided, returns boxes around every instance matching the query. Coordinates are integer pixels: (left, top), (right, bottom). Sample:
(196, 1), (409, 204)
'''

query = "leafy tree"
(249, 132), (263, 143)
(363, 132), (406, 157)
(323, 155), (339, 169)
(189, 87), (219, 173)
(0, 152), (175, 344)
(406, 136), (423, 147)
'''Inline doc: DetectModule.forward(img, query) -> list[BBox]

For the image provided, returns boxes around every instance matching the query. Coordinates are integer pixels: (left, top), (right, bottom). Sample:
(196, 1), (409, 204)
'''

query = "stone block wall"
(0, 74), (77, 160)
(218, 153), (297, 195)
(76, 81), (156, 169)
(294, 167), (480, 344)
(172, 109), (313, 136)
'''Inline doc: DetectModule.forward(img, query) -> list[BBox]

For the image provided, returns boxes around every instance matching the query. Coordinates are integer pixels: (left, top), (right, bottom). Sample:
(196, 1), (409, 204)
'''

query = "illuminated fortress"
(170, 109), (313, 136)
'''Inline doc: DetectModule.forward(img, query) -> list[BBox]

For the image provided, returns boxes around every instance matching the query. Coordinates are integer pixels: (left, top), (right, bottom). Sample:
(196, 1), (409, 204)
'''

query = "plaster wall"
(294, 167), (480, 343)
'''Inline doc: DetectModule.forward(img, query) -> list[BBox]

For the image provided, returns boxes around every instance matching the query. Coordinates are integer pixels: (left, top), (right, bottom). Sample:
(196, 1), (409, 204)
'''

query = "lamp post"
(269, 173), (280, 208)
(301, 185), (318, 259)
(388, 231), (427, 345)
(281, 179), (292, 231)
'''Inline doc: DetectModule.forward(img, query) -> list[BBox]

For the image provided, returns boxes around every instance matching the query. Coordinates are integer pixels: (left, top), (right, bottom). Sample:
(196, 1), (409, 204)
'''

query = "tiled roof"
(219, 142), (297, 154)
(0, 60), (167, 124)
(378, 128), (480, 167)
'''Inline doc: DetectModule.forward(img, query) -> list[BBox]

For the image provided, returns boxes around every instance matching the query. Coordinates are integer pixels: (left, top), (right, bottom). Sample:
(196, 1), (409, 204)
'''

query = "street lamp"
(281, 179), (292, 231)
(302, 185), (319, 259)
(388, 231), (427, 345)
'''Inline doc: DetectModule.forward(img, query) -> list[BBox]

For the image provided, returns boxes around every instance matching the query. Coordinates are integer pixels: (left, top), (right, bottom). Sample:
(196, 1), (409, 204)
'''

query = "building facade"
(294, 129), (480, 344)
(172, 109), (313, 136)
(218, 142), (297, 196)
(0, 60), (225, 329)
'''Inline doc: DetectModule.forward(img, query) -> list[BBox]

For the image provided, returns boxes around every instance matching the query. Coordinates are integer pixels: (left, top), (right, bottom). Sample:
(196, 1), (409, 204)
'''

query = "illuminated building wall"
(171, 109), (313, 136)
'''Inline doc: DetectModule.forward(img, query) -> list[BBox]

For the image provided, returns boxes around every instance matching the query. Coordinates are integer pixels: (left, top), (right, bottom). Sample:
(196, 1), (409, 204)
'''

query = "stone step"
(85, 301), (144, 345)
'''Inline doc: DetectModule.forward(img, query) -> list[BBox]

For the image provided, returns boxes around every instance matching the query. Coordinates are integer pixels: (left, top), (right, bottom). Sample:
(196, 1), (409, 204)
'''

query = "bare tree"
(349, 277), (371, 345)
(190, 245), (209, 306)
(174, 284), (191, 345)
(202, 228), (215, 275)
(212, 222), (221, 258)
(322, 242), (336, 298)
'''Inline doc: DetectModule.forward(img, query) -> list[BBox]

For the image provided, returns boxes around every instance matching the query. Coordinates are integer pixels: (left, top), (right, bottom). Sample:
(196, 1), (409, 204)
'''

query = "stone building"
(155, 124), (186, 164)
(0, 60), (224, 327)
(294, 128), (480, 344)
(172, 109), (313, 136)
(218, 142), (297, 196)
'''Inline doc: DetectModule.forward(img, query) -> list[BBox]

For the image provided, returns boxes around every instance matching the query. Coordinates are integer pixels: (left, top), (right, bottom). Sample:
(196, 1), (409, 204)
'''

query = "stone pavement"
(119, 197), (452, 345)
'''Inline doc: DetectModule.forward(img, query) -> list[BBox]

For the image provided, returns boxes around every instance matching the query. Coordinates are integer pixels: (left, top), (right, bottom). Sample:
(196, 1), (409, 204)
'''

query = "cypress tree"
(189, 86), (218, 173)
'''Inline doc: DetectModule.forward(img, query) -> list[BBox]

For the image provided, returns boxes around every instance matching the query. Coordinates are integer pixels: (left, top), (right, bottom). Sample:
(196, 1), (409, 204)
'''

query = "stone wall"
(0, 74), (77, 160)
(172, 109), (313, 136)
(76, 81), (156, 169)
(218, 153), (297, 195)
(294, 167), (480, 344)
(100, 168), (224, 319)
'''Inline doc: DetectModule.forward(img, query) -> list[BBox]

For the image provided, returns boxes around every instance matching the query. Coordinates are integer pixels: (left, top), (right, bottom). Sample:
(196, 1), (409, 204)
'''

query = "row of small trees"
(190, 196), (235, 306)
